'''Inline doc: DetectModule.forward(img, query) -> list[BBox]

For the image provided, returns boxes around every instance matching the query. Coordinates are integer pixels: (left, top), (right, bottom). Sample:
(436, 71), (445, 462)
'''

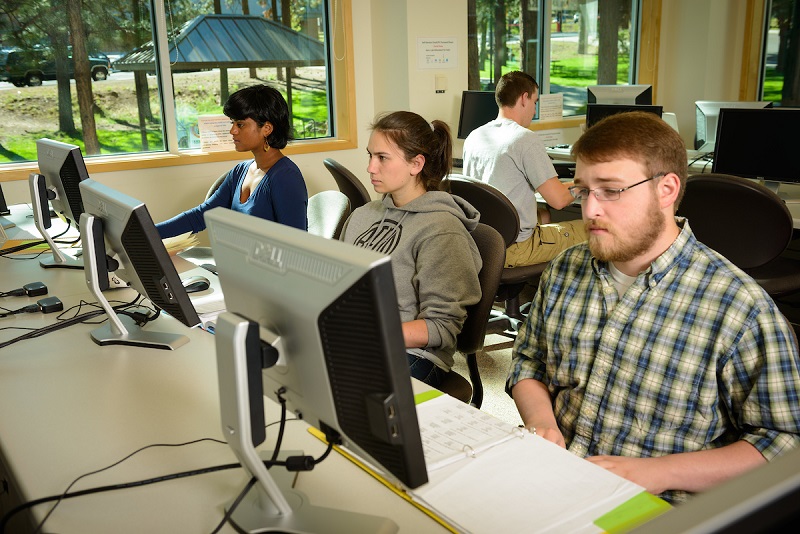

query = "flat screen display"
(712, 107), (800, 184)
(457, 91), (499, 139)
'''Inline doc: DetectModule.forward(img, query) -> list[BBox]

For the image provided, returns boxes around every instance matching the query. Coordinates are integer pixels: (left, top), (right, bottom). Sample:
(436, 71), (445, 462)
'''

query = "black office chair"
(323, 158), (372, 212)
(442, 174), (549, 336)
(437, 223), (506, 406)
(676, 173), (800, 299)
(307, 190), (349, 240)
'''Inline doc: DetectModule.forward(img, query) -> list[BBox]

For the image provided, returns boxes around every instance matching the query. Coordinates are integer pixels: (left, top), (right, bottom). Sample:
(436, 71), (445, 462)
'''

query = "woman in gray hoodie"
(339, 111), (483, 388)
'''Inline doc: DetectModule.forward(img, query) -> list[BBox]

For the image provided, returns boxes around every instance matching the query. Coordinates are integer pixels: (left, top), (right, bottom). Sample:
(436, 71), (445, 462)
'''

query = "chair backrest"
(323, 158), (372, 212)
(442, 174), (520, 247)
(457, 223), (506, 355)
(676, 173), (794, 269)
(307, 190), (350, 240)
(206, 171), (229, 200)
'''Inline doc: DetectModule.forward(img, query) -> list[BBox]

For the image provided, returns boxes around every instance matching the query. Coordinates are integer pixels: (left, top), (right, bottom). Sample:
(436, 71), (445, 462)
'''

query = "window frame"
(0, 0), (358, 182)
(527, 0), (662, 131)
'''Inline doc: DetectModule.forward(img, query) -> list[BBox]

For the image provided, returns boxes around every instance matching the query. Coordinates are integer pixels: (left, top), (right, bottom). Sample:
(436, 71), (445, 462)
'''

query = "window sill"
(0, 137), (357, 182)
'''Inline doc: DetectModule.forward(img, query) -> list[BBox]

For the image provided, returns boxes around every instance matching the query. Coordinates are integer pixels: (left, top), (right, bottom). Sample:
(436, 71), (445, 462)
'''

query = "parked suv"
(0, 47), (110, 87)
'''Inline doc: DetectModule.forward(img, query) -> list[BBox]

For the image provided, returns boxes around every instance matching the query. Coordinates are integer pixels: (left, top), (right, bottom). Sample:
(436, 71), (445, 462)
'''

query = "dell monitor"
(78, 179), (200, 350)
(694, 100), (772, 151)
(206, 207), (427, 532)
(30, 138), (89, 269)
(585, 103), (663, 129)
(587, 84), (653, 105)
(457, 90), (499, 139)
(712, 107), (800, 190)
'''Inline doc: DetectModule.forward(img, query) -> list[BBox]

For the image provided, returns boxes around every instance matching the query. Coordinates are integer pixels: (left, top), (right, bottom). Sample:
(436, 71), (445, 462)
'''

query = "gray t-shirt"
(463, 118), (557, 242)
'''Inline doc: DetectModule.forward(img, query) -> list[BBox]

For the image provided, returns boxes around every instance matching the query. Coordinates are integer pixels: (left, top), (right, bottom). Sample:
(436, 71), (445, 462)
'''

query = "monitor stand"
(215, 312), (398, 534)
(81, 214), (189, 350)
(28, 173), (83, 269)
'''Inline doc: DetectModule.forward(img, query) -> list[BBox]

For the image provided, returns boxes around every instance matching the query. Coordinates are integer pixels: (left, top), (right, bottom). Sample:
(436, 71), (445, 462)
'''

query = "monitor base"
(40, 254), (83, 269)
(225, 452), (398, 534)
(89, 314), (188, 350)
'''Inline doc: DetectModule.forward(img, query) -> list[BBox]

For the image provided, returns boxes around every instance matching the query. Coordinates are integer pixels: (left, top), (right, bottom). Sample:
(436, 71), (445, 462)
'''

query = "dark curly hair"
(223, 84), (293, 149)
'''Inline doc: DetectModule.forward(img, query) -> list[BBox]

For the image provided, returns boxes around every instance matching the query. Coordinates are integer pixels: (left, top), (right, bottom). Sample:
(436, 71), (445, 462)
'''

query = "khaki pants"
(504, 221), (587, 268)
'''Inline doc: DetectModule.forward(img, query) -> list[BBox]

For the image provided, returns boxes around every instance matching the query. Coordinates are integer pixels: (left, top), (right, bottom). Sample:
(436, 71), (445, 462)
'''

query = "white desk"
(0, 205), (660, 533)
(0, 208), (446, 533)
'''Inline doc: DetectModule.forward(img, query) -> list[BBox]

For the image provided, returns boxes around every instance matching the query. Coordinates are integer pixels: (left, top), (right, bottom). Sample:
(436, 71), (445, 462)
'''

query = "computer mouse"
(181, 275), (211, 293)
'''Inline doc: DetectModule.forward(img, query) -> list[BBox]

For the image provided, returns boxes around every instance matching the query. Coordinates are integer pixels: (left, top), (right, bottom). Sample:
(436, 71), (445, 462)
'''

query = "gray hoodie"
(340, 191), (483, 371)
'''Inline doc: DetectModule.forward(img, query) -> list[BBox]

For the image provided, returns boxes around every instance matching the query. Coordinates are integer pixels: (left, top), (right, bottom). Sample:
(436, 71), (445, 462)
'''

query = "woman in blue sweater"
(157, 84), (308, 238)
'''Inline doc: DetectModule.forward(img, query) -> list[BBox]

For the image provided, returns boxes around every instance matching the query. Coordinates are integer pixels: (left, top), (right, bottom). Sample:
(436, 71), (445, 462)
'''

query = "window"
(0, 0), (352, 171)
(467, 0), (645, 117)
(760, 0), (799, 106)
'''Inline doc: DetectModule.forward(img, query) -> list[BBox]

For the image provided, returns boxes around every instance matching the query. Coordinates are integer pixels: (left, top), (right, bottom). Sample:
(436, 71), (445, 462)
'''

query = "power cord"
(0, 415), (307, 534)
(0, 297), (63, 318)
(0, 282), (48, 298)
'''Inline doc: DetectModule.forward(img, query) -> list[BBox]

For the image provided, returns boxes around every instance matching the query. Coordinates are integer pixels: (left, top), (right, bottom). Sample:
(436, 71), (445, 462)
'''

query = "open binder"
(311, 390), (670, 533)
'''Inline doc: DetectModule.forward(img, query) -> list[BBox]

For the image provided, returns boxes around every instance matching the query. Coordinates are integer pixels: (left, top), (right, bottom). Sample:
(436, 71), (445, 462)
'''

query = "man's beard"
(587, 197), (666, 263)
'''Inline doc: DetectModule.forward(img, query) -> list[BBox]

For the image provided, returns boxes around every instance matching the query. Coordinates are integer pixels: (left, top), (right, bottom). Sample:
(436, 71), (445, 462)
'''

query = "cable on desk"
(0, 296), (144, 350)
(0, 418), (306, 534)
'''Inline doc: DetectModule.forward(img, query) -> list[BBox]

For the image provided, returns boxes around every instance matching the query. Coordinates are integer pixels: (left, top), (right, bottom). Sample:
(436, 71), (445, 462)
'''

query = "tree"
(597, 0), (622, 84)
(781, 0), (800, 105)
(67, 0), (99, 154)
(467, 0), (480, 90)
(492, 0), (506, 86)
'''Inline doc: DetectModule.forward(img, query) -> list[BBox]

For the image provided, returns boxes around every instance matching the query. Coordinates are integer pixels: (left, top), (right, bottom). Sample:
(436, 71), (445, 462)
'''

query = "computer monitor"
(587, 84), (653, 105)
(0, 183), (10, 216)
(628, 445), (800, 533)
(78, 178), (200, 350)
(712, 107), (800, 188)
(457, 90), (499, 139)
(585, 103), (663, 129)
(206, 207), (427, 532)
(694, 100), (772, 151)
(30, 138), (89, 269)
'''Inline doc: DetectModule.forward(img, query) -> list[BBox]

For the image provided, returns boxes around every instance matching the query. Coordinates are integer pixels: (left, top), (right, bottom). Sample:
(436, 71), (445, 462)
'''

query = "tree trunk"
(67, 0), (99, 155)
(52, 32), (76, 134)
(519, 0), (538, 77)
(781, 0), (800, 105)
(597, 0), (622, 84)
(467, 0), (480, 90)
(493, 0), (506, 87)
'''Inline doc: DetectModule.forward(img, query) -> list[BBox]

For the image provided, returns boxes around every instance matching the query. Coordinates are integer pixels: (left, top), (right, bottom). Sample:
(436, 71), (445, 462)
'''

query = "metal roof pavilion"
(114, 14), (327, 71)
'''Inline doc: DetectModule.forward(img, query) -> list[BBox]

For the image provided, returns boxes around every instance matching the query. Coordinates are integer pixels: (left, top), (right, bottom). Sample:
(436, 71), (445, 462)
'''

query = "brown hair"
(571, 111), (689, 206)
(495, 71), (539, 108)
(371, 111), (453, 191)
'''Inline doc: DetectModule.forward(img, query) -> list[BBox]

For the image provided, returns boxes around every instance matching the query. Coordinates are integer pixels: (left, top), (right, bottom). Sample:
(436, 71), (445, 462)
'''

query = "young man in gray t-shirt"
(463, 71), (586, 267)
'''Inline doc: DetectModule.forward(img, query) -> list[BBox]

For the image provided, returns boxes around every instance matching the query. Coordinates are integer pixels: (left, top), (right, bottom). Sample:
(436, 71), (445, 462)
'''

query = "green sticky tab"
(594, 491), (672, 533)
(414, 390), (443, 405)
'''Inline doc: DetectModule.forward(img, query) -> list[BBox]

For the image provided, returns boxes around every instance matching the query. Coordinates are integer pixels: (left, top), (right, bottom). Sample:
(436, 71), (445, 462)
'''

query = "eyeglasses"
(568, 173), (666, 201)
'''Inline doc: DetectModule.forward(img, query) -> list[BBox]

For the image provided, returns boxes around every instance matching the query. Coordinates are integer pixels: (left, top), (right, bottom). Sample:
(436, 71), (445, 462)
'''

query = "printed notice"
(418, 38), (457, 69)
(198, 115), (235, 152)
(538, 93), (563, 121)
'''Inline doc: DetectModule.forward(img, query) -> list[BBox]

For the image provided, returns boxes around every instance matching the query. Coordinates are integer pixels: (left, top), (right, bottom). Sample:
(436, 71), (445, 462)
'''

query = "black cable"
(209, 477), (259, 534)
(0, 296), (142, 349)
(1, 417), (307, 534)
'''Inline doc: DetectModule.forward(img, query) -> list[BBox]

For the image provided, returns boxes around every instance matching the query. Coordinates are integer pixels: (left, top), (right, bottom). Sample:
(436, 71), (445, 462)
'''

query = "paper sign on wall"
(418, 38), (457, 69)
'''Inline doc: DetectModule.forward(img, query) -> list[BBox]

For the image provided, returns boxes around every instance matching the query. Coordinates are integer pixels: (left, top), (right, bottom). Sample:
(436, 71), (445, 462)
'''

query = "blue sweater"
(156, 157), (308, 238)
